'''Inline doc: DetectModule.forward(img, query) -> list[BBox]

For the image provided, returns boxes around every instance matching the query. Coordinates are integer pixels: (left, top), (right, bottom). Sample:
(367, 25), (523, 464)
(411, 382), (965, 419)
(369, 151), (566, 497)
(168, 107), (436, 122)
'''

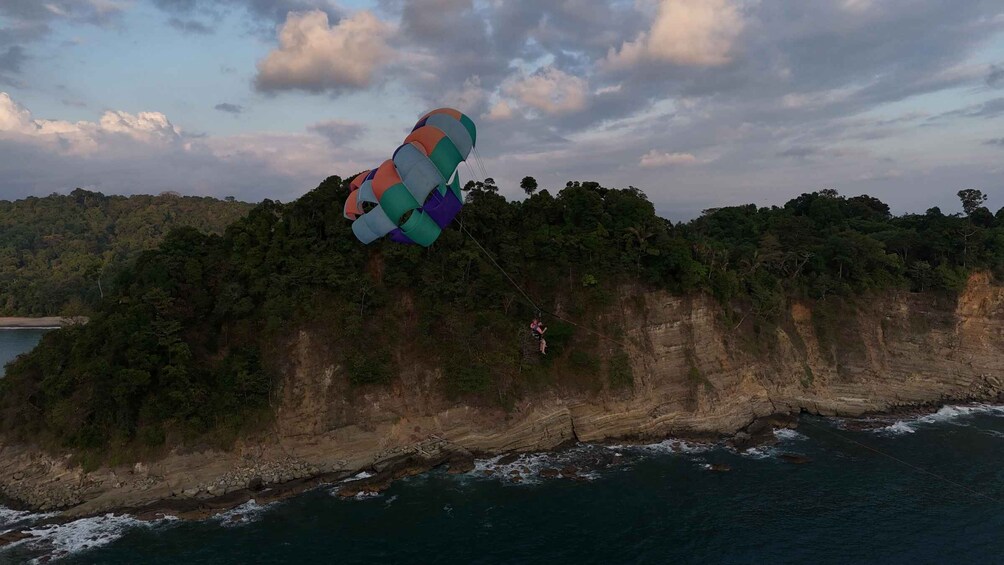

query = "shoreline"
(0, 317), (88, 330)
(2, 274), (1002, 534)
(2, 396), (1000, 532)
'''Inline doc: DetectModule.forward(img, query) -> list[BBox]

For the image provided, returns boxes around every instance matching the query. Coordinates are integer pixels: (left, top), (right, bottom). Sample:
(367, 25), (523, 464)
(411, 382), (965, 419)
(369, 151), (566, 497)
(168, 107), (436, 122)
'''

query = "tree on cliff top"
(958, 189), (988, 216)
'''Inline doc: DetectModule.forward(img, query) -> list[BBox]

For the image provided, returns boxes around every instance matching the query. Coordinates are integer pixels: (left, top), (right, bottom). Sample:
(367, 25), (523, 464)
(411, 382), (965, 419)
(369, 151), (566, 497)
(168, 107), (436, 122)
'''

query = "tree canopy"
(0, 189), (253, 316)
(1, 178), (1001, 458)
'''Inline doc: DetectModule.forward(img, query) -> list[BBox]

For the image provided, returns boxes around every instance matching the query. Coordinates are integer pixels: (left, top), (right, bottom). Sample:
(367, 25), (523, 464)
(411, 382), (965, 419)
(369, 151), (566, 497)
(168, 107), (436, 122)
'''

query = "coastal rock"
(728, 432), (753, 451)
(0, 529), (33, 547)
(2, 273), (1003, 517)
(445, 454), (475, 475)
(497, 454), (519, 465)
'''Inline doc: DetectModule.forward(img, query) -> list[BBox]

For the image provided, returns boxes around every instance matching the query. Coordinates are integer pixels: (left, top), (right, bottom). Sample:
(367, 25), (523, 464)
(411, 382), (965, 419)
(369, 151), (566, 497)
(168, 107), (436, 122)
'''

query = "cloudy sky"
(1, 0), (1002, 219)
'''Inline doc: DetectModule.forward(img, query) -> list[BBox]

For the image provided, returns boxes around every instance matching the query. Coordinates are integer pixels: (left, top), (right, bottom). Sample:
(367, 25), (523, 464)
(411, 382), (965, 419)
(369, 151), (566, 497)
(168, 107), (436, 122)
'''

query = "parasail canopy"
(343, 108), (477, 247)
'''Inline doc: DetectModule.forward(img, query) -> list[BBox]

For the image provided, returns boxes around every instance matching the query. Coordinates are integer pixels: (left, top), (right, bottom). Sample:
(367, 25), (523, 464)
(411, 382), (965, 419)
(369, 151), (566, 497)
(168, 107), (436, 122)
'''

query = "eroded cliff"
(2, 274), (1001, 516)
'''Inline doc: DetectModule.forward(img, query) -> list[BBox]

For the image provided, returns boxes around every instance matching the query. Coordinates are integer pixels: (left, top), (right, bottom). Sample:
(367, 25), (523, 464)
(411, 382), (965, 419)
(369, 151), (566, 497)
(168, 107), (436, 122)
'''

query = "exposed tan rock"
(2, 273), (1003, 516)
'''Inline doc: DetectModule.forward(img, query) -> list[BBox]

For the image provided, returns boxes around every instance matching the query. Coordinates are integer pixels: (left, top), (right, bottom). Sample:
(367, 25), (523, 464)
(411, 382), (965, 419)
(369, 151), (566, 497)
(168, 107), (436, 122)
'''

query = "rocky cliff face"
(2, 274), (1002, 516)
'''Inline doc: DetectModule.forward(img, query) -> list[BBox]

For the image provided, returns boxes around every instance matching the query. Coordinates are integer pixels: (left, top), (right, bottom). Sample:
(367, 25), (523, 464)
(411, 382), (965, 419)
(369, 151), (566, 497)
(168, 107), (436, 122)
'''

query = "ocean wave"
(605, 438), (714, 455)
(773, 428), (807, 441)
(470, 444), (612, 484)
(213, 499), (274, 527)
(872, 404), (1004, 436)
(740, 445), (777, 459)
(3, 512), (173, 563)
(0, 507), (57, 531)
(343, 471), (374, 482)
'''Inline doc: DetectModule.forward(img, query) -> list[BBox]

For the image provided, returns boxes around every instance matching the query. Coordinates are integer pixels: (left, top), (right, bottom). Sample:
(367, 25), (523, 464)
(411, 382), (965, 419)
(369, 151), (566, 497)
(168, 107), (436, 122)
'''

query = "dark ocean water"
(0, 329), (48, 378)
(1, 408), (1000, 565)
(0, 326), (1001, 564)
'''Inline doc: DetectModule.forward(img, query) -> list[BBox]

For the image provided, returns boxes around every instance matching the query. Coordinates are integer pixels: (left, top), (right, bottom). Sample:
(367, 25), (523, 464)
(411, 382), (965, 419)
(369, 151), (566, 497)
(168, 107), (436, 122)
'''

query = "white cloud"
(605, 0), (744, 68)
(201, 132), (348, 180)
(502, 66), (589, 115)
(639, 150), (699, 167)
(0, 91), (375, 201)
(306, 119), (365, 144)
(595, 84), (623, 95)
(254, 9), (394, 94)
(484, 100), (514, 121)
(442, 75), (489, 112)
(0, 91), (181, 155)
(780, 86), (859, 110)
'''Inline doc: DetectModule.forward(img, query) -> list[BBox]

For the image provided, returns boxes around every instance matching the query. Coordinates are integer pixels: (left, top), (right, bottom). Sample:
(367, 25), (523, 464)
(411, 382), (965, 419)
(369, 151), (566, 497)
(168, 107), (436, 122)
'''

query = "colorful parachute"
(343, 108), (477, 247)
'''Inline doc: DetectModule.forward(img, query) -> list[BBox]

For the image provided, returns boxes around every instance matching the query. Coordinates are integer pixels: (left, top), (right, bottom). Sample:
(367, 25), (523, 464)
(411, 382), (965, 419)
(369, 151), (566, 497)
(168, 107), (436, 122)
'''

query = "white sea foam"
(213, 499), (273, 526)
(4, 513), (169, 563)
(735, 428), (808, 458)
(0, 506), (56, 530)
(873, 404), (1004, 436)
(470, 444), (609, 484)
(606, 438), (713, 455)
(880, 421), (918, 435)
(472, 452), (553, 484)
(773, 428), (807, 441)
(344, 471), (374, 482)
(741, 445), (777, 459)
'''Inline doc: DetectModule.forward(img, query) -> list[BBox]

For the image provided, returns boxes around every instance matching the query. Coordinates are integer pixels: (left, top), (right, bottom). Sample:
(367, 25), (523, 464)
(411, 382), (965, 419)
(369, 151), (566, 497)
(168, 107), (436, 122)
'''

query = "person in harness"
(530, 317), (547, 355)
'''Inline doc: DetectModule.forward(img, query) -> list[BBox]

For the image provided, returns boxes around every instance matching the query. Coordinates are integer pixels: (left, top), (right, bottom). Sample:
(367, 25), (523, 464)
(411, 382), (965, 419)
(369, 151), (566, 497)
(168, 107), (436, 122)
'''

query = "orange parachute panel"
(350, 171), (369, 191)
(404, 126), (447, 157)
(344, 189), (363, 219)
(420, 108), (463, 123)
(372, 159), (403, 198)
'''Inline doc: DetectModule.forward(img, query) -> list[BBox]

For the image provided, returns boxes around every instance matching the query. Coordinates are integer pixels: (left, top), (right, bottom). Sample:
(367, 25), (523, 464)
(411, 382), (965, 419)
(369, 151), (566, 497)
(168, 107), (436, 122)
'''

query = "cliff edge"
(2, 273), (1001, 516)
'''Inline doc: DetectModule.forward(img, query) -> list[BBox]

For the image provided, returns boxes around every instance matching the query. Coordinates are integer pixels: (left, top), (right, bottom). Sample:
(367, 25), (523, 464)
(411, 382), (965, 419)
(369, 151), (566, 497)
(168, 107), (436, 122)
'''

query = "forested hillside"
(1, 177), (1001, 459)
(0, 189), (253, 316)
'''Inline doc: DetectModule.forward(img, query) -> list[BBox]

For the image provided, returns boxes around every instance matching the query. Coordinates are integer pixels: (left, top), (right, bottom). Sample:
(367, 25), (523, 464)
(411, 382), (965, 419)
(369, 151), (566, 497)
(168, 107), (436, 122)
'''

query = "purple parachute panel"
(424, 188), (463, 229)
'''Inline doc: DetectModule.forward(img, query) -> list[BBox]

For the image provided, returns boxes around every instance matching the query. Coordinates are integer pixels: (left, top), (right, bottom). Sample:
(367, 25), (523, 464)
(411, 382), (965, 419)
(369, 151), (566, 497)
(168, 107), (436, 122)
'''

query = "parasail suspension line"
(457, 221), (637, 352)
(799, 419), (1001, 504)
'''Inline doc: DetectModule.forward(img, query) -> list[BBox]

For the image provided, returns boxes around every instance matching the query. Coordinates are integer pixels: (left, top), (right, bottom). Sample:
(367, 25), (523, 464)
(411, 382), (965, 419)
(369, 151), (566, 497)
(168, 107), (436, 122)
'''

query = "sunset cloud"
(605, 0), (745, 68)
(502, 67), (589, 116)
(254, 9), (394, 94)
(639, 150), (699, 167)
(0, 92), (181, 155)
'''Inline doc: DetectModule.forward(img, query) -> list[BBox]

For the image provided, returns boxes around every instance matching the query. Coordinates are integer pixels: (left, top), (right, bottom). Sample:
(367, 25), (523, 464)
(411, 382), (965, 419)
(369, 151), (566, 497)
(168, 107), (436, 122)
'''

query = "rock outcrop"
(2, 273), (1002, 516)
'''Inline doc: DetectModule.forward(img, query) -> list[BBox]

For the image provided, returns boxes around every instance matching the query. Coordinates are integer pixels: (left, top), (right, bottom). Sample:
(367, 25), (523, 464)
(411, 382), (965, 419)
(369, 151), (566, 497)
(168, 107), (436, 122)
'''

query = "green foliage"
(1, 177), (1001, 458)
(520, 176), (538, 196)
(346, 349), (393, 386)
(958, 189), (988, 217)
(801, 364), (815, 388)
(607, 352), (634, 389)
(443, 357), (492, 397)
(569, 349), (600, 374)
(683, 189), (1004, 314)
(0, 188), (252, 316)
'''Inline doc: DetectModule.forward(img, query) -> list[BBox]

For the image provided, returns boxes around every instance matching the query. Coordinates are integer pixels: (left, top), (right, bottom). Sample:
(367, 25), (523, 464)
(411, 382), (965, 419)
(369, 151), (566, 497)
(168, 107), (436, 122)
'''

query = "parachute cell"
(343, 108), (476, 247)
